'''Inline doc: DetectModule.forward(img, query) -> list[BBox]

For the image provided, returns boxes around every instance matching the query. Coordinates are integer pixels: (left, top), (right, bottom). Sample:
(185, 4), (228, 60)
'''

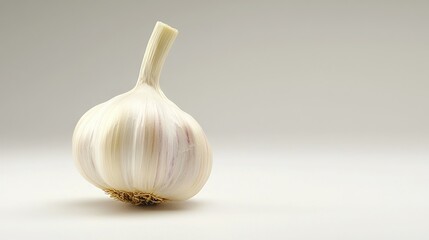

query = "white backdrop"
(1, 1), (428, 239)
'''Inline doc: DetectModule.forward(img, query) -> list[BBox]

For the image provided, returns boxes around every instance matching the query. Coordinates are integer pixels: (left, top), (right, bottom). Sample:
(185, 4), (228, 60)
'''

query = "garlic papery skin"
(72, 22), (212, 205)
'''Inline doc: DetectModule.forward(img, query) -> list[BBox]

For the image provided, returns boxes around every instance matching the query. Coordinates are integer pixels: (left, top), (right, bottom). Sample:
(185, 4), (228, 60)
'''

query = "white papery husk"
(72, 22), (212, 205)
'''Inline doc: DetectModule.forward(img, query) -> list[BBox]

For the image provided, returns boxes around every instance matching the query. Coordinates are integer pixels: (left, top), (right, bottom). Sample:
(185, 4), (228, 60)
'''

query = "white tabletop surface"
(1, 142), (428, 239)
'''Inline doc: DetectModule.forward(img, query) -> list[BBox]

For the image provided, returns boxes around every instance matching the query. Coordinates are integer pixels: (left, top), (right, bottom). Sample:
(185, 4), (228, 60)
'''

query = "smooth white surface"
(1, 142), (429, 239)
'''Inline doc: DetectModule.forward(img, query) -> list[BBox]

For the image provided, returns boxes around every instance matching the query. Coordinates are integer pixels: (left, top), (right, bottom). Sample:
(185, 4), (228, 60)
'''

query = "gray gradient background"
(1, 0), (428, 239)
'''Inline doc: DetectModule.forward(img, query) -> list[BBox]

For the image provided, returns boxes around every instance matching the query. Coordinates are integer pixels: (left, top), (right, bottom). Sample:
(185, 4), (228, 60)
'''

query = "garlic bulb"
(72, 22), (212, 205)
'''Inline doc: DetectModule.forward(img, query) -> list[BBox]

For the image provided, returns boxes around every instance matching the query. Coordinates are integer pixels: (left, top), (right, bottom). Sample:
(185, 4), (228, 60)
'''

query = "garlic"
(72, 22), (212, 205)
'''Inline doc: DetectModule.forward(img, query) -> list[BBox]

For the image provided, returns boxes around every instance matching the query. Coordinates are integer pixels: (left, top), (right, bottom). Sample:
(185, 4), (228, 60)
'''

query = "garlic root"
(104, 189), (165, 205)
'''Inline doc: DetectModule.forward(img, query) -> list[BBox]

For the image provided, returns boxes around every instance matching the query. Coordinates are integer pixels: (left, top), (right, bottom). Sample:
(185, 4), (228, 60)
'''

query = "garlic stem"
(137, 21), (178, 88)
